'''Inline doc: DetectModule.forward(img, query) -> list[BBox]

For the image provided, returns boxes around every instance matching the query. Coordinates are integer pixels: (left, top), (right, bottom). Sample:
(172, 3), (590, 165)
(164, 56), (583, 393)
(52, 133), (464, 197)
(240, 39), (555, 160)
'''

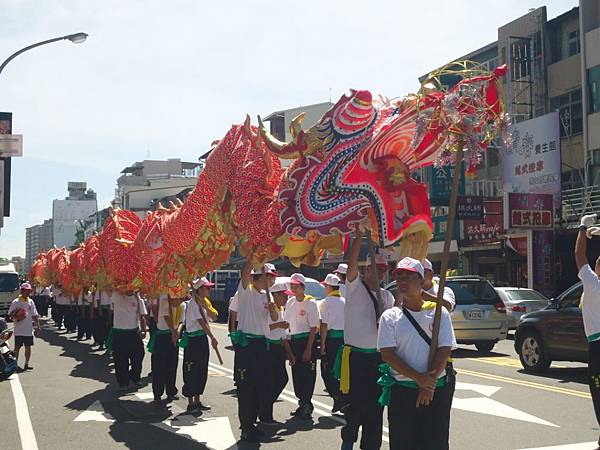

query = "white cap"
(392, 257), (424, 278)
(374, 254), (388, 267)
(271, 281), (294, 295)
(192, 276), (215, 290)
(423, 259), (433, 272)
(334, 263), (348, 275)
(322, 273), (341, 287)
(290, 273), (306, 285)
(251, 263), (278, 276)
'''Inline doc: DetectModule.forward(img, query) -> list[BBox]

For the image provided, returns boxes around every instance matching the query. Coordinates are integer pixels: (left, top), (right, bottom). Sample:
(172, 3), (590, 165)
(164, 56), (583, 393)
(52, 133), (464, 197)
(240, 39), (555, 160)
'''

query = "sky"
(0, 0), (579, 258)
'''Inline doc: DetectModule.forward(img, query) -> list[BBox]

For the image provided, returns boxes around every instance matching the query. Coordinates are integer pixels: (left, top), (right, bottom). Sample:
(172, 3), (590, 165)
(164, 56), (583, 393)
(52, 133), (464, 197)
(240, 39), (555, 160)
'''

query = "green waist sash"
(147, 329), (171, 353)
(229, 331), (265, 348)
(291, 332), (310, 340)
(588, 331), (600, 343)
(377, 363), (446, 406)
(327, 329), (344, 339)
(106, 327), (138, 352)
(178, 329), (207, 348)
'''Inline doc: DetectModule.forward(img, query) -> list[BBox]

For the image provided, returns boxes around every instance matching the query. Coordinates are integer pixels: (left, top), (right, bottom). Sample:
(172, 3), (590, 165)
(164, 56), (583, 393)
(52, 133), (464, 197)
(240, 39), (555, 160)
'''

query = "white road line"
(9, 374), (39, 450)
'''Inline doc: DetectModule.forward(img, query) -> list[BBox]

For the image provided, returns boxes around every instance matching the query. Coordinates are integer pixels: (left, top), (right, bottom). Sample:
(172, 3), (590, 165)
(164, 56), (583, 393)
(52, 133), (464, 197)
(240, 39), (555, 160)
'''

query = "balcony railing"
(562, 186), (600, 225)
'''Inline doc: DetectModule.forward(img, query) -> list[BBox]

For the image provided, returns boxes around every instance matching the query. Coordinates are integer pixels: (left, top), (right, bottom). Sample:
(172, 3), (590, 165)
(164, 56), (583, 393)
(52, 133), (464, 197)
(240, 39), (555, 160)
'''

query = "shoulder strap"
(402, 306), (431, 346)
(361, 280), (380, 323)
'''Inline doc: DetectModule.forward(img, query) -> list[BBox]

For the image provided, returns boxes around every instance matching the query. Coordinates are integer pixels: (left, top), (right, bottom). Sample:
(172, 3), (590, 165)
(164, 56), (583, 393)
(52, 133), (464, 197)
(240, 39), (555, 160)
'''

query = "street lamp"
(0, 32), (88, 76)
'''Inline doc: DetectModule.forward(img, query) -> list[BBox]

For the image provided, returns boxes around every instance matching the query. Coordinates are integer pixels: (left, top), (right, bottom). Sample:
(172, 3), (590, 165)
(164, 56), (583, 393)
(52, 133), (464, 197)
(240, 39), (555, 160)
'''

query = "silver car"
(495, 287), (549, 329)
(386, 275), (508, 353)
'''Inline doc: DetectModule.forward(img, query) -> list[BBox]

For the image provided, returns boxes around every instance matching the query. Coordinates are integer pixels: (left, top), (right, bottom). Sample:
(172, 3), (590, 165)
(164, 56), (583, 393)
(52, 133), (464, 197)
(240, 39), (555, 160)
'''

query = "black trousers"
(35, 295), (49, 317)
(182, 335), (209, 397)
(77, 305), (92, 340)
(259, 342), (288, 421)
(290, 337), (316, 408)
(341, 351), (383, 450)
(388, 383), (454, 450)
(235, 339), (268, 431)
(53, 304), (65, 328)
(321, 336), (344, 400)
(64, 305), (78, 332)
(152, 333), (179, 398)
(92, 307), (110, 345)
(589, 340), (600, 444)
(112, 329), (144, 387)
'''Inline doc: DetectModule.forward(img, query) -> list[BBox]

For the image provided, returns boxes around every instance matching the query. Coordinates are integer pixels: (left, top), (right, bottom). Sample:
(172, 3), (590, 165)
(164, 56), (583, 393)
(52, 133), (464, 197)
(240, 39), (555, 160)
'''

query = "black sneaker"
(16, 366), (25, 373)
(24, 364), (33, 371)
(250, 425), (265, 437)
(299, 404), (312, 420)
(166, 394), (179, 402)
(186, 404), (196, 414)
(259, 418), (282, 427)
(196, 401), (211, 411)
(240, 430), (260, 443)
(290, 406), (303, 416)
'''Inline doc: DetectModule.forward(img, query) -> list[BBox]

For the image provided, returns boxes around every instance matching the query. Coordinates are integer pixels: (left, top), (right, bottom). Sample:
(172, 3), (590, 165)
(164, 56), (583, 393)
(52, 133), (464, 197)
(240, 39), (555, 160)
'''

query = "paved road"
(1, 316), (599, 450)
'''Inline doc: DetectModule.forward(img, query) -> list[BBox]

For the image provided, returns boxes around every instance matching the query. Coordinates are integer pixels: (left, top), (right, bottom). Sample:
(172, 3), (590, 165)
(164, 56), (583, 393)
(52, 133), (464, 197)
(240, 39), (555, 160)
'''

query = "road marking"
(9, 374), (39, 450)
(453, 397), (558, 427)
(155, 416), (237, 450)
(457, 368), (591, 399)
(517, 442), (599, 450)
(455, 381), (501, 397)
(74, 400), (115, 422)
(464, 356), (566, 369)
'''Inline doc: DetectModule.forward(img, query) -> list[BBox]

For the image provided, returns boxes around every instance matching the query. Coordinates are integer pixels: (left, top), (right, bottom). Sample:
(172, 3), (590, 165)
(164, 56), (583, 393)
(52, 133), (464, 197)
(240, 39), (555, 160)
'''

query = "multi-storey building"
(25, 218), (53, 272)
(52, 182), (97, 249)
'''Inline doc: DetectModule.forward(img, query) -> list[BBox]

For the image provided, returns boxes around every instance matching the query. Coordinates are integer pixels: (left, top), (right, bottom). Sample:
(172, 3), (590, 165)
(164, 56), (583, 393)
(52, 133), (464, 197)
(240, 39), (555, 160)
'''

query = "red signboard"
(505, 192), (553, 229)
(462, 198), (503, 246)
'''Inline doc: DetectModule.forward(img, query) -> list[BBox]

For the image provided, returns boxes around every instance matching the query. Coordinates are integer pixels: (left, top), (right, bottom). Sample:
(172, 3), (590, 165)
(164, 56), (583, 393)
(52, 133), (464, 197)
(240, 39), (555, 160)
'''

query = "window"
(568, 30), (580, 57)
(510, 39), (531, 80)
(550, 90), (583, 137)
(559, 284), (582, 308)
(446, 279), (501, 306)
(589, 66), (600, 114)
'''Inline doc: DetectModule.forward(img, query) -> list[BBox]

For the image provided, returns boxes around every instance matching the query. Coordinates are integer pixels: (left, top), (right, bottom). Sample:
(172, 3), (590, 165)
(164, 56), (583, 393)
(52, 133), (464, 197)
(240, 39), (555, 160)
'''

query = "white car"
(495, 287), (549, 329)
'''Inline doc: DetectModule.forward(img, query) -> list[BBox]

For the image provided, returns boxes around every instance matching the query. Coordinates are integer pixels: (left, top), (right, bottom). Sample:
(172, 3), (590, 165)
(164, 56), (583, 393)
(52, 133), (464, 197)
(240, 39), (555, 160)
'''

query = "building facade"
(25, 218), (53, 272)
(52, 182), (97, 249)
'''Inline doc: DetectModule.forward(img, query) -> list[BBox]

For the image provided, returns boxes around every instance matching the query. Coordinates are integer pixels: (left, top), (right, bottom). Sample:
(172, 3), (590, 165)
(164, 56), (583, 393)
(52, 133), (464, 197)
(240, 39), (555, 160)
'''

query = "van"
(0, 263), (19, 318)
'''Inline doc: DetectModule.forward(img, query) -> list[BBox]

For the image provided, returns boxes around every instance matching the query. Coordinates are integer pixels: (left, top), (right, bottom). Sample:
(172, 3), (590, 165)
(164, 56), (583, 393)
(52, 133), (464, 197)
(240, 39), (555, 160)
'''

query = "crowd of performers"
(21, 228), (458, 450)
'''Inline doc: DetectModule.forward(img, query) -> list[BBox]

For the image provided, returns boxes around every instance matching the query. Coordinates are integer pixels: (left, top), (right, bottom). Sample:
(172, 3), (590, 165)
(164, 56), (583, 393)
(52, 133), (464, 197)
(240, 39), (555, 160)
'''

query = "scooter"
(0, 328), (17, 380)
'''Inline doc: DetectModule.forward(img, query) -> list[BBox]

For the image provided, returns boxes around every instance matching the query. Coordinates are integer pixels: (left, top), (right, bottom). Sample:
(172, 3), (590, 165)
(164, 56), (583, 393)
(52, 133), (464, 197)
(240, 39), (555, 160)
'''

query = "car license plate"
(466, 309), (483, 320)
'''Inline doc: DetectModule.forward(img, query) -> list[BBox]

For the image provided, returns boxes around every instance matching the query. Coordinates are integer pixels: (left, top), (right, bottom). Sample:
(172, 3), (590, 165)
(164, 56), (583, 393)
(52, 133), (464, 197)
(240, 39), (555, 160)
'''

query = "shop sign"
(504, 192), (553, 229)
(457, 196), (484, 220)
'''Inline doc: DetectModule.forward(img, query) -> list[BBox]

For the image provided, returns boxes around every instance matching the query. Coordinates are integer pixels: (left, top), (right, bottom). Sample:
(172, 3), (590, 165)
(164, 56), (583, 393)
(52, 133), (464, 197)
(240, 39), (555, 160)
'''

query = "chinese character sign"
(457, 196), (484, 220)
(505, 192), (554, 229)
(462, 198), (503, 246)
(428, 163), (465, 206)
(502, 112), (561, 212)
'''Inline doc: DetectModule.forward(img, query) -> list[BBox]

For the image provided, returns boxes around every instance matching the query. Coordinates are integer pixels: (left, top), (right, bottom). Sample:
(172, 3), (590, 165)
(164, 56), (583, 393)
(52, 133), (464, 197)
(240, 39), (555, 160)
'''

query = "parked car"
(514, 281), (587, 372)
(495, 287), (550, 329)
(386, 275), (508, 353)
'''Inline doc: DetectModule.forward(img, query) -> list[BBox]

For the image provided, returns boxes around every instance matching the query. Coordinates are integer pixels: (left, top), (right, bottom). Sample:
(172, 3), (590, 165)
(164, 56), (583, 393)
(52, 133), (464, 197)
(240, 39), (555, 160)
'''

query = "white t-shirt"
(578, 265), (600, 340)
(320, 295), (345, 331)
(229, 293), (238, 313)
(344, 276), (395, 349)
(377, 306), (456, 382)
(267, 308), (288, 341)
(156, 295), (184, 331)
(183, 299), (206, 333)
(41, 287), (52, 296)
(112, 293), (147, 330)
(54, 288), (71, 306)
(8, 298), (39, 337)
(286, 296), (320, 335)
(339, 284), (347, 298)
(427, 284), (456, 311)
(78, 292), (92, 306)
(100, 291), (113, 306)
(236, 283), (270, 336)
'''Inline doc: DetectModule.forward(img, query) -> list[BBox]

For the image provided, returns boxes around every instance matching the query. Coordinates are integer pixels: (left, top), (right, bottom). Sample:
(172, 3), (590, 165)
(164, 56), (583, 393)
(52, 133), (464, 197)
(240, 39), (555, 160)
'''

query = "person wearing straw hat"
(339, 228), (394, 450)
(111, 288), (148, 392)
(232, 261), (279, 443)
(422, 259), (455, 312)
(8, 282), (40, 372)
(334, 263), (348, 297)
(286, 272), (320, 420)
(179, 276), (219, 413)
(258, 280), (295, 426)
(377, 257), (456, 450)
(149, 293), (184, 403)
(319, 273), (347, 413)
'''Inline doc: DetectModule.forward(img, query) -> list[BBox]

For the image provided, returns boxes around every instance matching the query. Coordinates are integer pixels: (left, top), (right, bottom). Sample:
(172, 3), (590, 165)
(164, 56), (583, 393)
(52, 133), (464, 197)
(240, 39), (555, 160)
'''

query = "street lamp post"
(0, 32), (88, 76)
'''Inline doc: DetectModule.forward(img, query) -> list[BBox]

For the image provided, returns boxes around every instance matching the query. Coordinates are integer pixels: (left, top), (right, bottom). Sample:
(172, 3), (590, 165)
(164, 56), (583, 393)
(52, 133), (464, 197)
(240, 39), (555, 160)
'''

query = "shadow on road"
(451, 347), (511, 359)
(517, 366), (588, 386)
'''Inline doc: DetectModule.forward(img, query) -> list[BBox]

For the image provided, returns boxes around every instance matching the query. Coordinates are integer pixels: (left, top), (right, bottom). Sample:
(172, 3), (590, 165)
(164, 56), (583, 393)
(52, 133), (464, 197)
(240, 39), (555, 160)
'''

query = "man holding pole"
(339, 228), (394, 450)
(232, 261), (279, 443)
(378, 257), (456, 450)
(575, 213), (600, 450)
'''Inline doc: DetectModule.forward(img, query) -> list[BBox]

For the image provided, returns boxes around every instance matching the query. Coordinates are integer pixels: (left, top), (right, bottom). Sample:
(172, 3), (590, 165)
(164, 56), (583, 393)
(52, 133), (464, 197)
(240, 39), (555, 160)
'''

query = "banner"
(504, 192), (553, 229)
(457, 196), (484, 220)
(533, 230), (554, 297)
(502, 112), (561, 212)
(429, 163), (465, 206)
(462, 198), (503, 246)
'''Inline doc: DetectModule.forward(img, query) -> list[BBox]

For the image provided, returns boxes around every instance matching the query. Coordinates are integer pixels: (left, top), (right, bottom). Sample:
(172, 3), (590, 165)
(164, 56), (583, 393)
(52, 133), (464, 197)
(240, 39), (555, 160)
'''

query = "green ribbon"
(106, 327), (138, 352)
(147, 329), (171, 353)
(178, 329), (207, 348)
(377, 363), (396, 406)
(327, 329), (344, 339)
(229, 331), (264, 348)
(291, 332), (310, 340)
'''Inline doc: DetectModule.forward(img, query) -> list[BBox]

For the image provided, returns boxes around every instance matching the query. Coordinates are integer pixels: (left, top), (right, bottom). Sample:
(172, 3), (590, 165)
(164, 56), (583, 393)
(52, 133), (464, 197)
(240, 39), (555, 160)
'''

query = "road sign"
(0, 134), (23, 157)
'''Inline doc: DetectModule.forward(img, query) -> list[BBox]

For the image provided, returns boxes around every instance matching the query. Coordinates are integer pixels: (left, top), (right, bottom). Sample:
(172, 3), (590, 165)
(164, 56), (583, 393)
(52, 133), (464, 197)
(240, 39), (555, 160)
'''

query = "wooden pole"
(367, 232), (383, 312)
(428, 146), (464, 367)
